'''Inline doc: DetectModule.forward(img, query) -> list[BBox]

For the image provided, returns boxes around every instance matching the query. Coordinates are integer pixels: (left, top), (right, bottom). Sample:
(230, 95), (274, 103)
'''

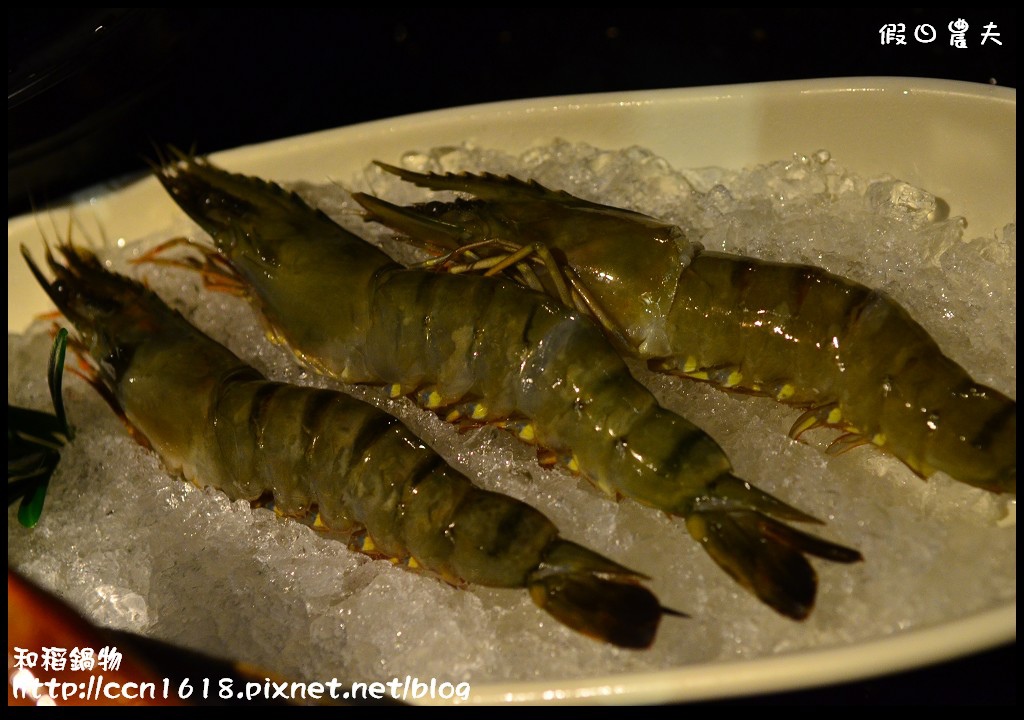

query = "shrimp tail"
(684, 473), (862, 619)
(692, 472), (822, 524)
(686, 509), (862, 620)
(528, 539), (685, 649)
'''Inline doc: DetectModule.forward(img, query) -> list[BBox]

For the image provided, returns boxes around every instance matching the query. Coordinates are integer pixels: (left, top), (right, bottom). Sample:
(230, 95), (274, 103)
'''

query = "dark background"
(7, 7), (1016, 705)
(7, 8), (1017, 214)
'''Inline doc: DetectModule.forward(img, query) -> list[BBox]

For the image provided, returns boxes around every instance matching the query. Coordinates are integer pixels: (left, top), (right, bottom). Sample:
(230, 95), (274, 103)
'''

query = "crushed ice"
(8, 142), (1015, 694)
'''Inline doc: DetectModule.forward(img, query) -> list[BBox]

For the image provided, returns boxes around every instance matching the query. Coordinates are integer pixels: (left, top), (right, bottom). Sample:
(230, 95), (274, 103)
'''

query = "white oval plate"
(8, 78), (1015, 704)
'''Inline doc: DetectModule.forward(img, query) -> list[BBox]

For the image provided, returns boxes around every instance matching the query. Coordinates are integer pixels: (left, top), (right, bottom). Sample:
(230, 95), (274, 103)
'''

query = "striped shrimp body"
(23, 243), (675, 649)
(154, 157), (861, 621)
(353, 165), (1016, 496)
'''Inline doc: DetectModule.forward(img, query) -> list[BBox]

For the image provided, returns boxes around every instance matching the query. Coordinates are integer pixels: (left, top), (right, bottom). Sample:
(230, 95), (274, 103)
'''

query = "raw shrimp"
(353, 164), (1016, 495)
(22, 242), (675, 649)
(151, 155), (861, 621)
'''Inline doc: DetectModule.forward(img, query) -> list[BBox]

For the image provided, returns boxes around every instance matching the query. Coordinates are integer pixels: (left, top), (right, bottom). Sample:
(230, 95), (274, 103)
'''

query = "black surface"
(7, 8), (1016, 705)
(7, 8), (1016, 214)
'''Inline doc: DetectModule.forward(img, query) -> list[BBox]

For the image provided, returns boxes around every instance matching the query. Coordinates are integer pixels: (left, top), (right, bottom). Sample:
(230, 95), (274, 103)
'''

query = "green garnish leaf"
(8, 329), (72, 527)
(17, 475), (50, 528)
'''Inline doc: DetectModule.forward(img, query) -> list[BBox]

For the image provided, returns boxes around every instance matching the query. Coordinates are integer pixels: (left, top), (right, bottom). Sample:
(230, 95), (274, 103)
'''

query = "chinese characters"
(12, 646), (123, 673)
(880, 20), (1003, 47)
